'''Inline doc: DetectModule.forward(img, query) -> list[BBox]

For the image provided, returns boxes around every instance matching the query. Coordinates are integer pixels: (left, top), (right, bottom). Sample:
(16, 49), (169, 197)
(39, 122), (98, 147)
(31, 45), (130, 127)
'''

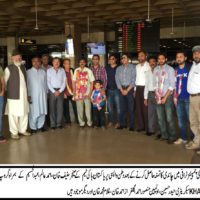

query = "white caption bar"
(0, 167), (200, 198)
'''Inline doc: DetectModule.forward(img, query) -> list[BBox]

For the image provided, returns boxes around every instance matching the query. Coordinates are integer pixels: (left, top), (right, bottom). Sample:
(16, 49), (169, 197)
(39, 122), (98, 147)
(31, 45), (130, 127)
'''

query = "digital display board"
(116, 20), (160, 53)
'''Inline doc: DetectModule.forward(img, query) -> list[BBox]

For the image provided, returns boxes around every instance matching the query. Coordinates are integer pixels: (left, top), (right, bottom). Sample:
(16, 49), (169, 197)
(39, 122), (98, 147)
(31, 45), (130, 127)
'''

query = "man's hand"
(173, 98), (177, 107)
(54, 91), (61, 97)
(121, 89), (128, 96)
(0, 91), (4, 96)
(161, 97), (167, 104)
(64, 94), (67, 99)
(144, 99), (148, 106)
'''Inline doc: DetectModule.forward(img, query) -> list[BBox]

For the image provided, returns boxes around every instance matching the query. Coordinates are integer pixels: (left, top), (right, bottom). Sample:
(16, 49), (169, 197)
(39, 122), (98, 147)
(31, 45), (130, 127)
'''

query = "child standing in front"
(91, 80), (106, 129)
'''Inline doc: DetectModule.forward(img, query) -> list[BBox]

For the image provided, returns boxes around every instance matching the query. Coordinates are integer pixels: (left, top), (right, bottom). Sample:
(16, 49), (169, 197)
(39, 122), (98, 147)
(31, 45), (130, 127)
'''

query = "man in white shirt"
(144, 57), (159, 136)
(186, 46), (200, 151)
(135, 51), (150, 133)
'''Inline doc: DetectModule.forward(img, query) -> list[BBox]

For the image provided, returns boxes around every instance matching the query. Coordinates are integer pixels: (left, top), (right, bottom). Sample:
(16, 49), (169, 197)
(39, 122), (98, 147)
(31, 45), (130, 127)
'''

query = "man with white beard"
(4, 49), (30, 139)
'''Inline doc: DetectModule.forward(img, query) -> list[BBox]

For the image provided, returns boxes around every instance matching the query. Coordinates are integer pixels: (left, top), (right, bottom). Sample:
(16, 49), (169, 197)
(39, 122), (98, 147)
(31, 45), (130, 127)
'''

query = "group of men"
(0, 46), (199, 155)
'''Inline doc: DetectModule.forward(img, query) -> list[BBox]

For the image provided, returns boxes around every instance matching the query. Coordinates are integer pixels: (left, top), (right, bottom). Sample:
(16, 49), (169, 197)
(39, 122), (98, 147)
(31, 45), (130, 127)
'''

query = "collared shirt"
(47, 67), (66, 93)
(187, 62), (200, 94)
(136, 61), (151, 86)
(144, 69), (154, 99)
(105, 65), (118, 90)
(153, 64), (175, 97)
(91, 65), (107, 89)
(115, 63), (136, 89)
(73, 67), (95, 100)
(41, 64), (52, 71)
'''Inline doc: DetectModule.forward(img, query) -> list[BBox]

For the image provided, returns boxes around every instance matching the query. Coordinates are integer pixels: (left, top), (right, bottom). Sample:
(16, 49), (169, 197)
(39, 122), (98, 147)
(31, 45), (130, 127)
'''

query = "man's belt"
(191, 93), (200, 97)
(54, 88), (60, 91)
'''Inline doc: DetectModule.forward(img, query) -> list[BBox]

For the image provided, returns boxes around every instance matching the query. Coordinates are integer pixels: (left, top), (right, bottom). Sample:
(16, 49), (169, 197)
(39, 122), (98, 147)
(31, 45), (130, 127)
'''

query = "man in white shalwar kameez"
(4, 49), (30, 139)
(27, 56), (47, 134)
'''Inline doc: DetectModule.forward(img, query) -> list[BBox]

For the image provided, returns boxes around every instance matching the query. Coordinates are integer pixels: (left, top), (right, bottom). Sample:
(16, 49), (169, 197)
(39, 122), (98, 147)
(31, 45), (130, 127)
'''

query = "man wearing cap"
(186, 45), (200, 151)
(4, 49), (30, 139)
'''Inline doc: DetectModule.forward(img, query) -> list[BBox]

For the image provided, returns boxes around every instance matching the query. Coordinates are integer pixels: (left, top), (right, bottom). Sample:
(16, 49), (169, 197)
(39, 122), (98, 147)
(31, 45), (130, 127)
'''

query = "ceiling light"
(170, 8), (174, 35)
(146, 0), (152, 22)
(34, 0), (39, 30)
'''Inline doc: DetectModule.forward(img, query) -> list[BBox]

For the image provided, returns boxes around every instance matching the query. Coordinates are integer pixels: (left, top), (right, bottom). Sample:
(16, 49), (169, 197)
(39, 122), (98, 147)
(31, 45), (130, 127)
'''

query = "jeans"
(176, 98), (194, 140)
(156, 95), (176, 140)
(0, 96), (4, 137)
(107, 89), (120, 123)
(119, 89), (135, 128)
(92, 106), (105, 127)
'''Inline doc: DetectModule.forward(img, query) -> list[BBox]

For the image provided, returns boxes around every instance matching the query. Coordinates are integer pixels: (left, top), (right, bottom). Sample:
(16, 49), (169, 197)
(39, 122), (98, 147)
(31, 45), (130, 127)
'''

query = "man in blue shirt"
(174, 51), (194, 145)
(115, 53), (136, 131)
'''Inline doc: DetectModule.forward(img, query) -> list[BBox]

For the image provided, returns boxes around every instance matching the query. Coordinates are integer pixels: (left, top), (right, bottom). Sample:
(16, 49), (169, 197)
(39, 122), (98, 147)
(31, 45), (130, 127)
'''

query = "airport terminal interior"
(0, 0), (200, 164)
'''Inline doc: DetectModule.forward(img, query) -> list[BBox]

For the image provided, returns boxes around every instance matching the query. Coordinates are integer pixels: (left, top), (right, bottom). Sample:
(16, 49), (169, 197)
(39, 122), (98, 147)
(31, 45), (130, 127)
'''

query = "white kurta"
(4, 66), (29, 116)
(27, 67), (47, 119)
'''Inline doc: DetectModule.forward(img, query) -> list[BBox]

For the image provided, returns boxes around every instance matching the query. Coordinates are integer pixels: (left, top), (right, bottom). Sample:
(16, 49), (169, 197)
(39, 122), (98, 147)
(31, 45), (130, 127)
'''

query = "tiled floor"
(0, 123), (196, 164)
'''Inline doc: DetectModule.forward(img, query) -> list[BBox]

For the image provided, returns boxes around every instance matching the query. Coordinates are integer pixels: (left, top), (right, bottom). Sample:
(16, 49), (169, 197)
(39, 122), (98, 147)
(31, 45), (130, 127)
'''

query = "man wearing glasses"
(115, 53), (136, 131)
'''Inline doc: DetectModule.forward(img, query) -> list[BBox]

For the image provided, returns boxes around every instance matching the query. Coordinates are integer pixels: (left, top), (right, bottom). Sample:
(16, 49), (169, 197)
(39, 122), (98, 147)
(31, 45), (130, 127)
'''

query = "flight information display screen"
(116, 20), (160, 53)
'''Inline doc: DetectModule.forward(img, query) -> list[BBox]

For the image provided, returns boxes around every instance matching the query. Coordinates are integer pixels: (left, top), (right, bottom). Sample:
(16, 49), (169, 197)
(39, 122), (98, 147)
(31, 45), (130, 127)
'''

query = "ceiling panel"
(0, 0), (198, 36)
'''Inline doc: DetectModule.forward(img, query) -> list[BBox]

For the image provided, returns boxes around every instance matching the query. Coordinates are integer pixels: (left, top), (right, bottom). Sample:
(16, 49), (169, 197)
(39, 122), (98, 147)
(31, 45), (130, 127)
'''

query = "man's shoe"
(115, 123), (120, 129)
(31, 129), (37, 134)
(136, 129), (145, 132)
(146, 132), (154, 136)
(117, 126), (124, 130)
(39, 127), (47, 132)
(11, 134), (20, 140)
(107, 122), (113, 128)
(51, 127), (56, 131)
(185, 142), (199, 150)
(20, 132), (31, 136)
(155, 134), (161, 140)
(129, 127), (134, 132)
(0, 136), (6, 143)
(57, 126), (63, 129)
(174, 138), (187, 145)
(167, 139), (176, 144)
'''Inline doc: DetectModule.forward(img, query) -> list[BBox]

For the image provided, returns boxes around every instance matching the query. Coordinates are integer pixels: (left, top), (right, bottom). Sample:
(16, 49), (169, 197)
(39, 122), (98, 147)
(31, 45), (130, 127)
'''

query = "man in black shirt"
(105, 55), (120, 128)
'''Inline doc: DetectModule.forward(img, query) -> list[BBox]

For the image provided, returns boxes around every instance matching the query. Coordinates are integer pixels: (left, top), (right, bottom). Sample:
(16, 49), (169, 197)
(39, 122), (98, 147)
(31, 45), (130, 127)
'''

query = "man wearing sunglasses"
(115, 53), (136, 131)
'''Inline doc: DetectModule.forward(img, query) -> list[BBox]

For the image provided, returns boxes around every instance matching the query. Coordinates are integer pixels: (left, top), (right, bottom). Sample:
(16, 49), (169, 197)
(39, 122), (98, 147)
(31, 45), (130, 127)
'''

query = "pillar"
(7, 37), (16, 65)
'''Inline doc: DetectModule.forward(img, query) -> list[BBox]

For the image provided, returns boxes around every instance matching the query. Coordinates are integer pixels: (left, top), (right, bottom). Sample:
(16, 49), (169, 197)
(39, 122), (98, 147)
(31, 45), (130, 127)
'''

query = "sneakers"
(185, 141), (199, 150)
(11, 134), (20, 140)
(174, 138), (187, 145)
(20, 132), (31, 136)
(0, 136), (6, 143)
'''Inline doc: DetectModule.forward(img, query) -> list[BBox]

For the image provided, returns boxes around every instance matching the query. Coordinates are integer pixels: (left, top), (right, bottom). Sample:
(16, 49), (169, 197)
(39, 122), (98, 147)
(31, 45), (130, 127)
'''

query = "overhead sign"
(19, 38), (36, 45)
